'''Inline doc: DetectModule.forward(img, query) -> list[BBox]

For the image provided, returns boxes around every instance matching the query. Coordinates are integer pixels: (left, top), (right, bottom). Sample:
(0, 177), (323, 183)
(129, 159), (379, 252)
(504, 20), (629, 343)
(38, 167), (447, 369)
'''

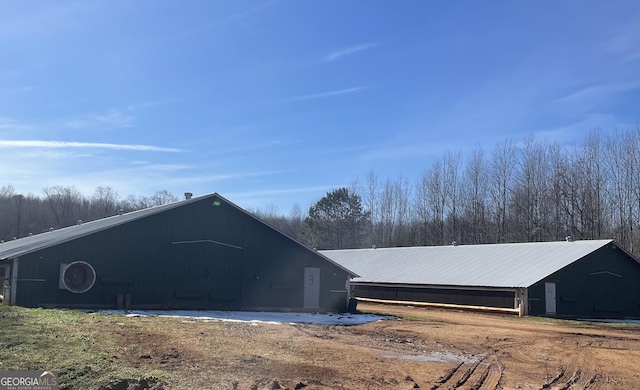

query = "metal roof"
(0, 194), (210, 261)
(0, 192), (357, 276)
(321, 240), (616, 288)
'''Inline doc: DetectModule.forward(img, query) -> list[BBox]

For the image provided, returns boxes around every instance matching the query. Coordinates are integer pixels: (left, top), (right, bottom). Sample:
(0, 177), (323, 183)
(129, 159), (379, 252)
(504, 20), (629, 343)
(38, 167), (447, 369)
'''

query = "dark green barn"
(0, 193), (356, 312)
(323, 240), (640, 319)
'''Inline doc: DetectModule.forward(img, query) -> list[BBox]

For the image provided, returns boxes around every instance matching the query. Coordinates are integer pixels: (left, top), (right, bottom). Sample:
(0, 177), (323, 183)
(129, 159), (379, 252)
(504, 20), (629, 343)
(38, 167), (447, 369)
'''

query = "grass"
(0, 305), (169, 389)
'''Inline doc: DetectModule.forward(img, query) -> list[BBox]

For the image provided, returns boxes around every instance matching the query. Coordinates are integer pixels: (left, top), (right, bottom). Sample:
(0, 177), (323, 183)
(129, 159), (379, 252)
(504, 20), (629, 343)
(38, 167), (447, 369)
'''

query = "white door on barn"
(303, 267), (320, 309)
(545, 282), (556, 314)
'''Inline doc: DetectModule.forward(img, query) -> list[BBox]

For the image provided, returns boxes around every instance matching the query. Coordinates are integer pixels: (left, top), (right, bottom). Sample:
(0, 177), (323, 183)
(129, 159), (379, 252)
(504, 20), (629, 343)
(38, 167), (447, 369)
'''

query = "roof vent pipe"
(184, 192), (193, 200)
(566, 235), (574, 242)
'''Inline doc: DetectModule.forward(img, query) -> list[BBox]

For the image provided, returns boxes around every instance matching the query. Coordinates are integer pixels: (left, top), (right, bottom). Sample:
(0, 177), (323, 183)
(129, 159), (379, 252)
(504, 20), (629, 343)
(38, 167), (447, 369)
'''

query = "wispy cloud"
(0, 116), (32, 131)
(603, 22), (640, 63)
(61, 109), (135, 129)
(0, 3), (91, 41)
(559, 82), (639, 104)
(325, 43), (378, 61)
(533, 113), (634, 144)
(278, 86), (369, 103)
(1, 85), (34, 94)
(309, 144), (370, 156)
(556, 81), (640, 115)
(0, 140), (183, 152)
(125, 99), (180, 111)
(231, 185), (345, 198)
(223, 0), (281, 24)
(146, 0), (281, 52)
(60, 99), (179, 130)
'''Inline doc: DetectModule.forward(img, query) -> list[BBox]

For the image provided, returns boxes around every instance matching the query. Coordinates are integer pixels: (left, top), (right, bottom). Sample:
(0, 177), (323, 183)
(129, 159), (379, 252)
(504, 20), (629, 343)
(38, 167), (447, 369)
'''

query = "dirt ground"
(107, 303), (640, 389)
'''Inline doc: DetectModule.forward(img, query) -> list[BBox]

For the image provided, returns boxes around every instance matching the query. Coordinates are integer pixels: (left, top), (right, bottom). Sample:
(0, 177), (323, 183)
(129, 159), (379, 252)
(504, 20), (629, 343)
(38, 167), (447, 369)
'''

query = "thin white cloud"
(533, 114), (634, 144)
(0, 140), (183, 152)
(125, 99), (180, 111)
(278, 86), (369, 103)
(224, 0), (281, 24)
(603, 22), (640, 63)
(145, 0), (281, 52)
(61, 109), (135, 129)
(0, 117), (32, 131)
(325, 43), (378, 61)
(231, 185), (345, 198)
(1, 85), (33, 94)
(559, 82), (639, 104)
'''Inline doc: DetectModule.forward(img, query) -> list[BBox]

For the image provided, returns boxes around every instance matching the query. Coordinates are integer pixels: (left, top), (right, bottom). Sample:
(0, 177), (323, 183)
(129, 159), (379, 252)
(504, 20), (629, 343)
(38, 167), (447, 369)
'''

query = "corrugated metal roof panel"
(321, 240), (614, 288)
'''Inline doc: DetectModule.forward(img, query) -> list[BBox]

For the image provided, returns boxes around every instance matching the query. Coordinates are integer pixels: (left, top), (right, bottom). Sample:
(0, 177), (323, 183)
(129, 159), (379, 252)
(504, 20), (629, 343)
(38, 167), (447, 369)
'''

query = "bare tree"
(150, 190), (178, 206)
(423, 160), (447, 245)
(489, 139), (517, 242)
(605, 129), (638, 253)
(364, 170), (380, 246)
(91, 186), (120, 219)
(511, 137), (553, 242)
(288, 203), (306, 243)
(443, 151), (462, 243)
(460, 147), (489, 244)
(630, 127), (640, 255)
(377, 175), (412, 246)
(42, 185), (85, 228)
(548, 143), (570, 240)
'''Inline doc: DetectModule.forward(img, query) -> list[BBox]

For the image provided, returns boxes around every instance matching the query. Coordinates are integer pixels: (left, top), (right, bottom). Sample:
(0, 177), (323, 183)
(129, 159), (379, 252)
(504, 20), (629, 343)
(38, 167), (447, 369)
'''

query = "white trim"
(172, 239), (243, 250)
(589, 271), (622, 278)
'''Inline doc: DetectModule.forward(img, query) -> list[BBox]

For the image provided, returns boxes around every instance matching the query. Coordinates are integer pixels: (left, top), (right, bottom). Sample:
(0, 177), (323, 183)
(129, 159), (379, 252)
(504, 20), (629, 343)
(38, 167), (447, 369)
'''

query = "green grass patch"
(0, 306), (169, 389)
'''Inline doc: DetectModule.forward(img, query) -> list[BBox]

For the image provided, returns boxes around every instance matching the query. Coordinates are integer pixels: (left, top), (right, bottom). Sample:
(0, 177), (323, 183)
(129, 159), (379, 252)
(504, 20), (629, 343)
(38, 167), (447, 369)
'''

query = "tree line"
(256, 128), (639, 256)
(0, 186), (178, 241)
(1, 128), (638, 256)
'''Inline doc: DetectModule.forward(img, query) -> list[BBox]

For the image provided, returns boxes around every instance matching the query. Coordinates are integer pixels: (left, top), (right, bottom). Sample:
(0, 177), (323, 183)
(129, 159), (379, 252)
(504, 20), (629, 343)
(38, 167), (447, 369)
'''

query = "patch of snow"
(382, 352), (479, 363)
(99, 310), (392, 325)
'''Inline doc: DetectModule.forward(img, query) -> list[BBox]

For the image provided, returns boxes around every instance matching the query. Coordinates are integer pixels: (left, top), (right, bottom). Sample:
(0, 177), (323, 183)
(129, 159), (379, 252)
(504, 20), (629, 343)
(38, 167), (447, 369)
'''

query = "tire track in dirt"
(478, 364), (502, 390)
(541, 367), (596, 390)
(430, 358), (502, 390)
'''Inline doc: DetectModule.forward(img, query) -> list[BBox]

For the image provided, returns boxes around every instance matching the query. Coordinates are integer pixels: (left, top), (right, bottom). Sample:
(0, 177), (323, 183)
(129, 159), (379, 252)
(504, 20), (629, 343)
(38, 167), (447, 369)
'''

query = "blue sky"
(1, 1), (638, 213)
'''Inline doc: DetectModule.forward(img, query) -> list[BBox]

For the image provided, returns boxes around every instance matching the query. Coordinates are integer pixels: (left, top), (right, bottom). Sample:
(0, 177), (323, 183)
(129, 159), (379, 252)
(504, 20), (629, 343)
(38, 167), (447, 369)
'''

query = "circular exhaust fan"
(62, 261), (96, 293)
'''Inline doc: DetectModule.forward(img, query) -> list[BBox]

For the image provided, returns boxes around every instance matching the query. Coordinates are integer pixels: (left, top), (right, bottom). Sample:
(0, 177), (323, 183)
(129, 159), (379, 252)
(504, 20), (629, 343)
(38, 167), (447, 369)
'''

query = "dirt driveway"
(106, 302), (640, 389)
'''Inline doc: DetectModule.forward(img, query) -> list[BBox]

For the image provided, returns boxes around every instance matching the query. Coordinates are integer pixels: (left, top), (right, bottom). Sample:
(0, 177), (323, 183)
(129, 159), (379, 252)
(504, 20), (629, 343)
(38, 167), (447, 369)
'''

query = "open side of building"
(322, 240), (640, 318)
(0, 193), (356, 312)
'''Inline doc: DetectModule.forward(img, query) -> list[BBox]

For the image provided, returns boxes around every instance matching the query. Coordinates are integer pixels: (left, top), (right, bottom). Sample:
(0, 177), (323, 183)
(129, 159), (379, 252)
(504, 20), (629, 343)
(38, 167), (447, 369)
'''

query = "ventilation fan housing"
(59, 261), (96, 293)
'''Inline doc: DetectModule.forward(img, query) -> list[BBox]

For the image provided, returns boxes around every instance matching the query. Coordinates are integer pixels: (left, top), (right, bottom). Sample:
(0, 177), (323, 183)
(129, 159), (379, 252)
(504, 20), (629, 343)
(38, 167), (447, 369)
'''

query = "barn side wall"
(528, 245), (640, 318)
(13, 197), (349, 312)
(352, 284), (517, 309)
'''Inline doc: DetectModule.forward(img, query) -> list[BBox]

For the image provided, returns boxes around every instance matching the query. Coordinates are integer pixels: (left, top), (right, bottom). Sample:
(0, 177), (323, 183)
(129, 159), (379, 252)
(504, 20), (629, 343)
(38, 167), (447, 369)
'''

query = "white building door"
(303, 267), (320, 309)
(545, 282), (556, 314)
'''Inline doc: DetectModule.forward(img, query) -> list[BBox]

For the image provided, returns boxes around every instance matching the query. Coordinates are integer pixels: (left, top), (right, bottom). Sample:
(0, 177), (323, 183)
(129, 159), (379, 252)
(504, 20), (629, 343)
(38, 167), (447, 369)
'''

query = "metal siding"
(7, 194), (351, 312)
(239, 215), (348, 312)
(531, 246), (640, 318)
(14, 197), (245, 309)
